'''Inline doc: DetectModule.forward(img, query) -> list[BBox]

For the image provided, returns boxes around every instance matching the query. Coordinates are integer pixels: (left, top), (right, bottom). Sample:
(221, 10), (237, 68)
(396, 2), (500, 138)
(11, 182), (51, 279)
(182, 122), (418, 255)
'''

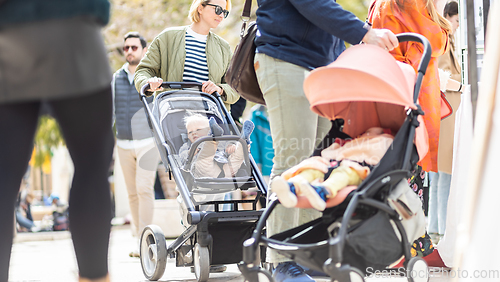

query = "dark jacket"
(113, 65), (154, 140)
(255, 0), (368, 70)
(0, 0), (109, 26)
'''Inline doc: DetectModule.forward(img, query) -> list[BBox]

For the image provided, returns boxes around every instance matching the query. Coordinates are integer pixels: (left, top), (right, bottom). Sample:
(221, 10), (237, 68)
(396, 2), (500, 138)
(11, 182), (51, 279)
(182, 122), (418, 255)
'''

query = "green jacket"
(134, 26), (239, 108)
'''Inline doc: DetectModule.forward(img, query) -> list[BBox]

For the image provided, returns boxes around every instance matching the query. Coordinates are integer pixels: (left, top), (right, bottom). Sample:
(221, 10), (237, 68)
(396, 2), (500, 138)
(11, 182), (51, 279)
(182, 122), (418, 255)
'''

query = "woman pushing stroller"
(134, 0), (238, 109)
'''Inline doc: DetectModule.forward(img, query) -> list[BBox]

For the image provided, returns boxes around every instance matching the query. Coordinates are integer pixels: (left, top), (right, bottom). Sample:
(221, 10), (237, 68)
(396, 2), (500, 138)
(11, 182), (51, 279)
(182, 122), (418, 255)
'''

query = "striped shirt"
(183, 28), (209, 84)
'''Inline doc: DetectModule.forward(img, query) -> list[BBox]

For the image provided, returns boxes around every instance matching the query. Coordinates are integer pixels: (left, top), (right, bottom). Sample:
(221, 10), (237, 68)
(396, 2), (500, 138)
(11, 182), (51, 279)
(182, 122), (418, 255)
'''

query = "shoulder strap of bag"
(242, 0), (252, 18)
(240, 0), (253, 37)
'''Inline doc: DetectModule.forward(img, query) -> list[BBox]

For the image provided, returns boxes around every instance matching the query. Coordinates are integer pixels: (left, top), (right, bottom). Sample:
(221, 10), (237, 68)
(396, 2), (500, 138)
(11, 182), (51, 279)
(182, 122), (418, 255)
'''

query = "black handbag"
(225, 0), (265, 105)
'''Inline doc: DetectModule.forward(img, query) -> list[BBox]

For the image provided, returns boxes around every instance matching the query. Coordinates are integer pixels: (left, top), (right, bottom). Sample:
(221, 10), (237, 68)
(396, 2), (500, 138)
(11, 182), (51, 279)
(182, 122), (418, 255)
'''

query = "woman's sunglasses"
(203, 3), (229, 18)
(123, 45), (139, 52)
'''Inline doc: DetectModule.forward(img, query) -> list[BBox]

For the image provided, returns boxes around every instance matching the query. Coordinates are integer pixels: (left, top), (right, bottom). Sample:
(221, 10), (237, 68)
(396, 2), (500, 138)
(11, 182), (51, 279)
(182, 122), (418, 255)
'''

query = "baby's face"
(187, 120), (210, 143)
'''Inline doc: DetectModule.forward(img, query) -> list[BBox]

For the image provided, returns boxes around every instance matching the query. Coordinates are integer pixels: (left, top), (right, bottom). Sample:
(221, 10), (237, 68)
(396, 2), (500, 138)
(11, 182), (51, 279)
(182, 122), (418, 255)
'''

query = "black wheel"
(407, 257), (429, 282)
(193, 243), (210, 282)
(349, 267), (365, 282)
(140, 225), (167, 281)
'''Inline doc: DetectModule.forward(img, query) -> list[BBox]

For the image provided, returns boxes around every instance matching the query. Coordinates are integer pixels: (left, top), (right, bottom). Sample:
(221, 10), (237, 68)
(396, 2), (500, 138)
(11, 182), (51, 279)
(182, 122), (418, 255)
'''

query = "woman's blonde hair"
(392, 0), (451, 33)
(188, 0), (232, 23)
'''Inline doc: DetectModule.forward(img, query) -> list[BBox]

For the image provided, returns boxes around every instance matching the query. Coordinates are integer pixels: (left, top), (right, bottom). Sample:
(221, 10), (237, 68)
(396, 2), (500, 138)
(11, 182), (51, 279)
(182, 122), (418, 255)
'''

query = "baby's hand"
(226, 144), (236, 154)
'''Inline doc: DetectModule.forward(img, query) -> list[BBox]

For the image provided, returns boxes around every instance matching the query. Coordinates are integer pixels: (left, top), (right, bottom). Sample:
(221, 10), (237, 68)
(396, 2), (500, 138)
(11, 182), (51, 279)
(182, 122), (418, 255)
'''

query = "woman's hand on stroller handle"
(202, 80), (223, 96)
(147, 77), (164, 92)
(362, 28), (399, 51)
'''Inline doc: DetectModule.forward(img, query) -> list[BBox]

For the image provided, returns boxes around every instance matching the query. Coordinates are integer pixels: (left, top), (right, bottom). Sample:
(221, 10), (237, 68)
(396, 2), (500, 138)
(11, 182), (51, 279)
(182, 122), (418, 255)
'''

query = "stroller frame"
(239, 33), (432, 282)
(138, 82), (267, 282)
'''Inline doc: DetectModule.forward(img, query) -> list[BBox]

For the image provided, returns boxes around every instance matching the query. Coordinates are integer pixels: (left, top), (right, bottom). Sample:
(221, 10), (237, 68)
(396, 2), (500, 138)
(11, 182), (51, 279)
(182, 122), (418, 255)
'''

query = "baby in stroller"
(178, 113), (255, 179)
(272, 127), (394, 211)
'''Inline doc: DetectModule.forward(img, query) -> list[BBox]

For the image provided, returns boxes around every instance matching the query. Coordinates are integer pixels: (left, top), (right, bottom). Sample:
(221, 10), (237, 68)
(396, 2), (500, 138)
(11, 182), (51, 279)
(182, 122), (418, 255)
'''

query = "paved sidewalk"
(9, 226), (451, 282)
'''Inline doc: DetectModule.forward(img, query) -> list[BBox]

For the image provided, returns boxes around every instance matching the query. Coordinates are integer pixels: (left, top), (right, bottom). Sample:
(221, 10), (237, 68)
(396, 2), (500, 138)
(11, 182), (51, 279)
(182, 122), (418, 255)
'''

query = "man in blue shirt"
(254, 1), (398, 281)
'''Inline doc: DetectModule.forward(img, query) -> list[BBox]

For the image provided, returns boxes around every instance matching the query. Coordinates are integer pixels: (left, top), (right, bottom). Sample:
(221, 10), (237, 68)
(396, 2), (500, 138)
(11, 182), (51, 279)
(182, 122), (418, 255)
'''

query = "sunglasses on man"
(123, 45), (139, 52)
(203, 3), (229, 18)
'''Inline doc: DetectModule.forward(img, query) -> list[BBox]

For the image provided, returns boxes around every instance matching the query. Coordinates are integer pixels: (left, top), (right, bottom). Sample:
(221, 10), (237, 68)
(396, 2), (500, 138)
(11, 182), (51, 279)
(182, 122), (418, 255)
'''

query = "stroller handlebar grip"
(396, 33), (432, 76)
(396, 33), (432, 103)
(139, 81), (204, 100)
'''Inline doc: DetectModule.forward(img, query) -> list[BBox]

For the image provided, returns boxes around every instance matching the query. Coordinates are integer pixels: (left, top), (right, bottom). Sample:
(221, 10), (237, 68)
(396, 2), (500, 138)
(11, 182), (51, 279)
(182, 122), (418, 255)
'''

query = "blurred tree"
(32, 116), (64, 169)
(338, 0), (370, 21)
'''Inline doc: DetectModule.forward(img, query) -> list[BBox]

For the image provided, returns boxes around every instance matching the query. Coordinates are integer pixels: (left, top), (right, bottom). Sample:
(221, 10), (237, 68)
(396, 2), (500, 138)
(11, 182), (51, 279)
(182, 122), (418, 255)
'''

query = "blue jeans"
(427, 171), (451, 234)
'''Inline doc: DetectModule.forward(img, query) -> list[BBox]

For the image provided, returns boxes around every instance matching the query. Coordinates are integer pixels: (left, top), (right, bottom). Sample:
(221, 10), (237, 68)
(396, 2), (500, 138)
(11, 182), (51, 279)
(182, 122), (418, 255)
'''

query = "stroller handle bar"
(140, 81), (225, 100)
(396, 33), (431, 76)
(395, 33), (432, 104)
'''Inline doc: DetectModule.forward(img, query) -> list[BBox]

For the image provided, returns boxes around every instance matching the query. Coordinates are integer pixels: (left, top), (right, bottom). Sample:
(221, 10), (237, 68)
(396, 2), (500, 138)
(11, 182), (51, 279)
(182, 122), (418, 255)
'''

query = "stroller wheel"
(256, 268), (274, 282)
(406, 257), (429, 282)
(194, 243), (210, 282)
(349, 267), (365, 282)
(140, 225), (167, 281)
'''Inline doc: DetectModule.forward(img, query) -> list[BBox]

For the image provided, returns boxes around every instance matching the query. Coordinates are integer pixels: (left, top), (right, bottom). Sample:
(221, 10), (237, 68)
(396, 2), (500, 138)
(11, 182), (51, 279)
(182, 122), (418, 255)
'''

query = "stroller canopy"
(304, 44), (428, 159)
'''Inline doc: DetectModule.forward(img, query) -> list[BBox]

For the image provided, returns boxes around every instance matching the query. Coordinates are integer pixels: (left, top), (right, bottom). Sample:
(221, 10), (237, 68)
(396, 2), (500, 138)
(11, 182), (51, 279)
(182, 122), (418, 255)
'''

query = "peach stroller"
(239, 33), (432, 282)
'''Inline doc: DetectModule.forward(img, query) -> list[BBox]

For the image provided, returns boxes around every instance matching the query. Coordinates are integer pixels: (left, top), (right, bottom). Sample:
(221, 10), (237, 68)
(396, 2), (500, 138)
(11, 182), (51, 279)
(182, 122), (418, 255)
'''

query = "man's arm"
(289, 0), (398, 50)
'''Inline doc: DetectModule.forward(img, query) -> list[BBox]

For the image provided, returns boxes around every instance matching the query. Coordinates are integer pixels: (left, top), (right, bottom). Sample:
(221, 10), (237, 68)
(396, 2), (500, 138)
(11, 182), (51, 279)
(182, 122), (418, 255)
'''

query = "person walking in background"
(369, 0), (453, 266)
(428, 0), (461, 244)
(0, 0), (114, 281)
(112, 32), (159, 258)
(254, 0), (398, 280)
(249, 104), (274, 184)
(134, 0), (239, 109)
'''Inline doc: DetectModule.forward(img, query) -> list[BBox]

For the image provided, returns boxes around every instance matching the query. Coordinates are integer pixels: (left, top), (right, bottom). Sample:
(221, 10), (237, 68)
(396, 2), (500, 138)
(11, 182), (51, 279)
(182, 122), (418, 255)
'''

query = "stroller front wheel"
(140, 225), (167, 281)
(406, 257), (429, 282)
(256, 268), (274, 282)
(348, 267), (365, 282)
(194, 243), (210, 282)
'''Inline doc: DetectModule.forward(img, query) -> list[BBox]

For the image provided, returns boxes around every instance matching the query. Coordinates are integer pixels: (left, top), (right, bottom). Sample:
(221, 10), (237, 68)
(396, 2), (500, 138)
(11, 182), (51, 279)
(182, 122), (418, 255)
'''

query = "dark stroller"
(239, 33), (432, 282)
(138, 82), (267, 282)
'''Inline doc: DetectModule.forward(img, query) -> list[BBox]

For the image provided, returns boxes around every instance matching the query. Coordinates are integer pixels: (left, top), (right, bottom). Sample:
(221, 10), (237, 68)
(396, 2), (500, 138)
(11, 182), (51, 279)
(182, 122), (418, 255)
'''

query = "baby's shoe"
(241, 120), (255, 144)
(271, 176), (298, 208)
(300, 184), (329, 211)
(209, 117), (224, 137)
(272, 261), (314, 282)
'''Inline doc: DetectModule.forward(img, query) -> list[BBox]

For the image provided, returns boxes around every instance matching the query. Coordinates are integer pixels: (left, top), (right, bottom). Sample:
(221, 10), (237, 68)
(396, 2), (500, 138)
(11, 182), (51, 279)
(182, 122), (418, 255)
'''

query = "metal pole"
(466, 0), (478, 126)
(483, 0), (490, 41)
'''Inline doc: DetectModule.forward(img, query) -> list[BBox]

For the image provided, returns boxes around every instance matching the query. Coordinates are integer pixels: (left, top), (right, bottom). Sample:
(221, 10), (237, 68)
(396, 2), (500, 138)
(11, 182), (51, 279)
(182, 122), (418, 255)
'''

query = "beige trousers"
(116, 141), (159, 237)
(255, 53), (330, 263)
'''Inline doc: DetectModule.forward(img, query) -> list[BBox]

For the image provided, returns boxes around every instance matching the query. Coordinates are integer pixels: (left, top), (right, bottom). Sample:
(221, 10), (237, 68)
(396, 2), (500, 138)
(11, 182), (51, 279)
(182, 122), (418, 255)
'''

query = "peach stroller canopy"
(304, 44), (429, 159)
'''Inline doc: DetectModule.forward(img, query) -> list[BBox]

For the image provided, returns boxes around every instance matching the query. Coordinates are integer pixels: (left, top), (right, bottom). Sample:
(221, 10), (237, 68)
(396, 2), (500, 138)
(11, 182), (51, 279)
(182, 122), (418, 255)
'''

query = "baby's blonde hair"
(184, 112), (209, 129)
(188, 0), (232, 23)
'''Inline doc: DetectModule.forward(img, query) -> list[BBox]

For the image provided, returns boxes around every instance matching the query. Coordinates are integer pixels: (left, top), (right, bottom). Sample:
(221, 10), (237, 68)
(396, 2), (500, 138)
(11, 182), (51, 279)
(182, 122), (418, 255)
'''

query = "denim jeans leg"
(427, 171), (439, 234)
(437, 172), (451, 234)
